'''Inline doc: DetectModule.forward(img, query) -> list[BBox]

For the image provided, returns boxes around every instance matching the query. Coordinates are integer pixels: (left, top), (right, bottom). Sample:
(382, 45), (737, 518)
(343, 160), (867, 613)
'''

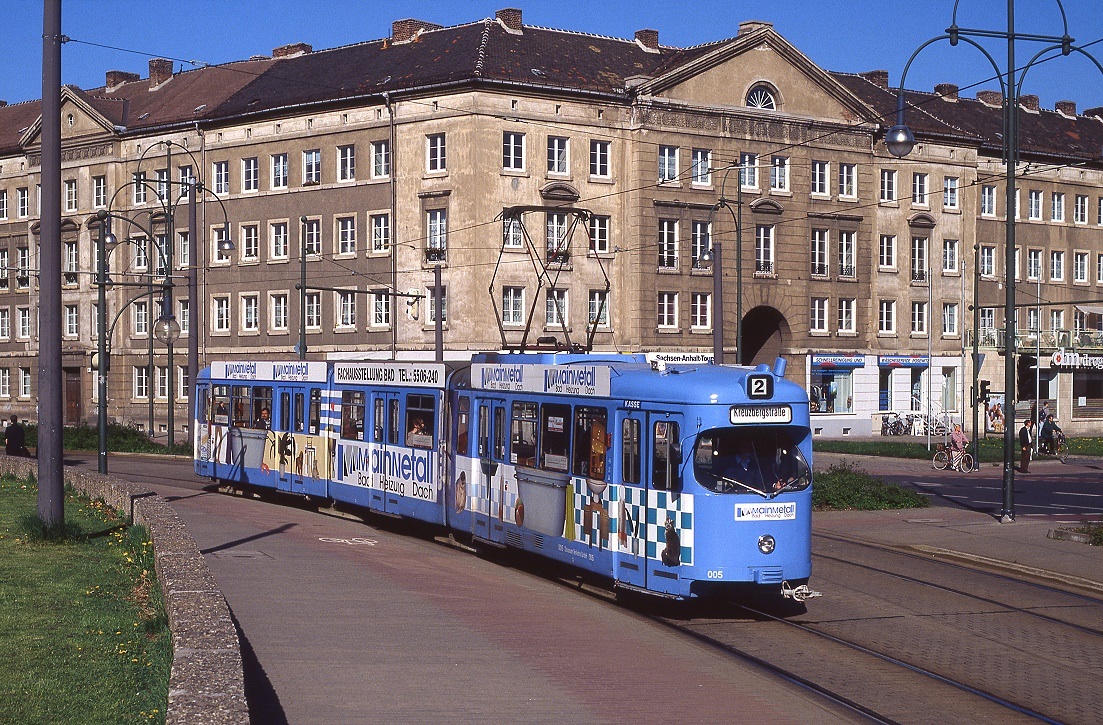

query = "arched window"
(746, 84), (777, 110)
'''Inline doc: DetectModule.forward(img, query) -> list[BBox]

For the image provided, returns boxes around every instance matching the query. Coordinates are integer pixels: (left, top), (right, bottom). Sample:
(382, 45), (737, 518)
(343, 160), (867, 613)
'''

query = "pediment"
(749, 198), (784, 215)
(638, 26), (877, 126)
(908, 212), (937, 229)
(19, 86), (120, 151)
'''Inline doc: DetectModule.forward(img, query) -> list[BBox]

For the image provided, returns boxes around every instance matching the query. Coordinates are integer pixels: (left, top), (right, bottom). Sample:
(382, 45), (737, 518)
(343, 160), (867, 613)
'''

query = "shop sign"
(878, 354), (929, 368)
(1051, 348), (1103, 370)
(811, 354), (865, 369)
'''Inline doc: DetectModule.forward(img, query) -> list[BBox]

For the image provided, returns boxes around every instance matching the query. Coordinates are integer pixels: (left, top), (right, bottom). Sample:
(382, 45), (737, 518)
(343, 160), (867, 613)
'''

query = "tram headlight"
(757, 534), (776, 555)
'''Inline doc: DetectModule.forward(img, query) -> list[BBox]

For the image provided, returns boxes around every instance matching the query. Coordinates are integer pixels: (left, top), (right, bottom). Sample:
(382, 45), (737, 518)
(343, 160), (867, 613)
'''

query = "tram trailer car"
(194, 354), (814, 600)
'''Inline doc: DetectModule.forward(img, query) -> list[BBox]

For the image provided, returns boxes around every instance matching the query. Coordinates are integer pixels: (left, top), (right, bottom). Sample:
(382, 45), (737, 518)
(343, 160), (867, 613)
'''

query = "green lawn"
(815, 435), (1103, 463)
(0, 475), (171, 724)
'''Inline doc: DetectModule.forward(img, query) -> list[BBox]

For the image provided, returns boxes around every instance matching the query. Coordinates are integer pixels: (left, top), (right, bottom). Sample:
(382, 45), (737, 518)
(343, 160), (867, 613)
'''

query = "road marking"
(319, 537), (378, 546)
(915, 481), (942, 487)
(1053, 491), (1103, 497)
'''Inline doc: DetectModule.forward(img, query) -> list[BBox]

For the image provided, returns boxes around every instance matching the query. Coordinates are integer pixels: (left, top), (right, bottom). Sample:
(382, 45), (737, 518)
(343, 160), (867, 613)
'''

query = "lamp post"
(704, 163), (745, 365)
(886, 0), (1102, 523)
(298, 215), (308, 360)
(94, 210), (111, 473)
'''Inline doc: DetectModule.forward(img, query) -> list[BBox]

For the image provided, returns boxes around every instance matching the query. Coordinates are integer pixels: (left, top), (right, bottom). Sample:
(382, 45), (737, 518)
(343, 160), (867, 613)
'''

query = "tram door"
(472, 397), (507, 544)
(614, 410), (648, 589)
(646, 413), (684, 589)
(275, 387), (307, 494)
(370, 392), (401, 514)
(195, 383), (214, 479)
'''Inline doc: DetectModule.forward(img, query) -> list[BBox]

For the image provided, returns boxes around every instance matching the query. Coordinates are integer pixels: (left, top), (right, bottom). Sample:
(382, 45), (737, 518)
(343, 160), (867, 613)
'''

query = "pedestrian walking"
(4, 414), (27, 457)
(1019, 418), (1034, 473)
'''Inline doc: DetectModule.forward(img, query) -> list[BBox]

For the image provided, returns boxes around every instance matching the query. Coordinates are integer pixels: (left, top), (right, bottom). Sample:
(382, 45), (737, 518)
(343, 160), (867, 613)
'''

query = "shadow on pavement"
(229, 608), (288, 725)
(201, 522), (297, 556)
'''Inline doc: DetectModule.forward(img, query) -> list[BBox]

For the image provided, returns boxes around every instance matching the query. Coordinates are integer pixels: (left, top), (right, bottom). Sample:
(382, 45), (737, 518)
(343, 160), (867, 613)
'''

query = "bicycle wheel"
(1056, 442), (1069, 463)
(933, 450), (949, 470)
(960, 453), (975, 473)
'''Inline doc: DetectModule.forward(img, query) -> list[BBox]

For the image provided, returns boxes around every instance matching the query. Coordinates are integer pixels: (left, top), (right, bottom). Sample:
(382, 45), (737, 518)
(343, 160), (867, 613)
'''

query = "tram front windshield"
(693, 428), (810, 497)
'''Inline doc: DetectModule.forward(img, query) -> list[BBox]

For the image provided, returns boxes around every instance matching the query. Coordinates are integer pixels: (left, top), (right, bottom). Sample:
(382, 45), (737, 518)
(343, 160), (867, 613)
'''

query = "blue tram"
(194, 353), (814, 600)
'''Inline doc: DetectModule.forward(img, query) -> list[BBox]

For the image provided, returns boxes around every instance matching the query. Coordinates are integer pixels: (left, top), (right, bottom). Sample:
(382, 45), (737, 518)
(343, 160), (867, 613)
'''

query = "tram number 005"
(706, 570), (724, 579)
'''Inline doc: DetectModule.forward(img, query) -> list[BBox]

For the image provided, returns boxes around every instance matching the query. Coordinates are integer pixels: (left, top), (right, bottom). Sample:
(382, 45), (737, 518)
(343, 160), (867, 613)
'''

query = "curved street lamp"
(886, 0), (1103, 523)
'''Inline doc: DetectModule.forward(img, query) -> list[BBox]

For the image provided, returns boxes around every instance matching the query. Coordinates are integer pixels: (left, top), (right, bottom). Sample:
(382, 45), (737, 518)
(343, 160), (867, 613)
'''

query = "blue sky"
(1, 1), (1101, 113)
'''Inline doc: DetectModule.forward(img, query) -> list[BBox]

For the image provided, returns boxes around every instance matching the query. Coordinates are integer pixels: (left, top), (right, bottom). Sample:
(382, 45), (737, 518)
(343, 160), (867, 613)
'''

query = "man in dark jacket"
(4, 415), (26, 456)
(1019, 418), (1034, 473)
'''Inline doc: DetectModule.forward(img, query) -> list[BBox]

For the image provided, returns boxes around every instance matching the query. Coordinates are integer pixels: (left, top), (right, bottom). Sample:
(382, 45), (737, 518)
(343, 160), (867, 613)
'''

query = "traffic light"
(979, 379), (990, 403)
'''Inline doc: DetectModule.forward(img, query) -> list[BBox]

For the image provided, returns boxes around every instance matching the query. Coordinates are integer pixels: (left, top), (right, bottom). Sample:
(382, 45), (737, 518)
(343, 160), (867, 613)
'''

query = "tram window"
(456, 396), (470, 456)
(373, 398), (385, 442)
(197, 389), (209, 424)
(278, 392), (290, 431)
(478, 404), (490, 457)
(308, 389), (321, 434)
(692, 428), (811, 495)
(511, 401), (538, 466)
(540, 403), (571, 472)
(293, 393), (305, 433)
(341, 391), (366, 440)
(653, 420), (681, 491)
(572, 407), (608, 480)
(211, 384), (229, 423)
(388, 399), (400, 445)
(621, 418), (641, 484)
(231, 386), (250, 427)
(251, 386), (273, 429)
(494, 407), (506, 460)
(405, 393), (436, 449)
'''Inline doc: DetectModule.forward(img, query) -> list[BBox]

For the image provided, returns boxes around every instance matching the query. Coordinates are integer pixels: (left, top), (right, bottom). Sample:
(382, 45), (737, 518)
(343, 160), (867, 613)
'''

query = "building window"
(1075, 194), (1088, 224)
(132, 172), (147, 204)
(371, 140), (390, 178)
(16, 248), (28, 288)
(811, 160), (829, 196)
(428, 286), (447, 325)
(911, 172), (928, 205)
(427, 134), (447, 172)
(942, 239), (959, 273)
(837, 298), (855, 333)
(503, 132), (526, 171)
(0, 309), (8, 339)
(337, 145), (355, 181)
(546, 288), (568, 327)
(911, 301), (927, 334)
(739, 152), (758, 190)
(213, 297), (230, 332)
(746, 84), (776, 109)
(911, 237), (928, 282)
(179, 165), (195, 199)
(879, 169), (897, 202)
(589, 140), (610, 177)
(878, 300), (896, 333)
(18, 368), (31, 399)
(980, 245), (995, 276)
(371, 214), (390, 253)
(212, 162), (228, 195)
(981, 185), (997, 216)
(837, 231), (855, 277)
(64, 179), (77, 212)
(133, 300), (149, 335)
(65, 304), (78, 337)
(427, 209), (447, 256)
(271, 153), (288, 189)
(657, 292), (678, 329)
(64, 241), (78, 283)
(940, 176), (958, 209)
(503, 217), (523, 249)
(658, 145), (679, 182)
(1051, 309), (1064, 332)
(1028, 189), (1043, 220)
(1027, 249), (1042, 280)
(0, 249), (7, 290)
(878, 234), (896, 269)
(1051, 192), (1065, 222)
(1075, 251), (1089, 283)
(0, 190), (6, 219)
(755, 225), (774, 274)
(337, 217), (356, 255)
(837, 163), (857, 198)
(1050, 250), (1064, 281)
(691, 221), (710, 268)
(133, 242), (149, 272)
(692, 148), (712, 185)
(178, 299), (189, 334)
(133, 367), (149, 400)
(305, 292), (320, 329)
(811, 229), (829, 276)
(270, 222), (288, 259)
(155, 367), (169, 400)
(690, 292), (710, 330)
(17, 188), (28, 218)
(811, 298), (828, 332)
(303, 219), (321, 256)
(241, 225), (259, 262)
(337, 291), (356, 328)
(0, 369), (9, 398)
(589, 290), (609, 327)
(547, 136), (569, 174)
(942, 303), (958, 336)
(303, 149), (321, 184)
(372, 290), (391, 327)
(242, 295), (259, 332)
(16, 307), (29, 338)
(589, 215), (610, 254)
(658, 219), (678, 269)
(502, 286), (525, 325)
(770, 155), (789, 191)
(242, 157), (259, 192)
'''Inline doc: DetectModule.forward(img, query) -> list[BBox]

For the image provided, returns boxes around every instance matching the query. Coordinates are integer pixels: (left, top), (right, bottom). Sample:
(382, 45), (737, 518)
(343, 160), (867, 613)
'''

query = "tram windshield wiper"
(714, 474), (771, 499)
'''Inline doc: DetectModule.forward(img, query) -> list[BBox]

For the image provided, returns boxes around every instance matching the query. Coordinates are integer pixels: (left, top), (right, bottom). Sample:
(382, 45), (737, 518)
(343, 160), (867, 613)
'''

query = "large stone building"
(1, 9), (1101, 439)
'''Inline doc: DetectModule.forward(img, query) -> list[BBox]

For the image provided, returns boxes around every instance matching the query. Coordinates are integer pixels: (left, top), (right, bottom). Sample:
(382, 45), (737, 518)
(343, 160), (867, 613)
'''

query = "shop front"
(1050, 348), (1103, 430)
(809, 353), (870, 437)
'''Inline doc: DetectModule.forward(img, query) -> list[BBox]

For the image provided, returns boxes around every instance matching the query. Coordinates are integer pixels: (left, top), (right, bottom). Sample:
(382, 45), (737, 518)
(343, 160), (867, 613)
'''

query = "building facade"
(1, 9), (1101, 438)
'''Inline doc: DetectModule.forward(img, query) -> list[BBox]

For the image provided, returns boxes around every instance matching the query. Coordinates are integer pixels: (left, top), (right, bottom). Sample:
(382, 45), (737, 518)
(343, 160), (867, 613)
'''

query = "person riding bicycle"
(1039, 414), (1062, 454)
(949, 423), (969, 470)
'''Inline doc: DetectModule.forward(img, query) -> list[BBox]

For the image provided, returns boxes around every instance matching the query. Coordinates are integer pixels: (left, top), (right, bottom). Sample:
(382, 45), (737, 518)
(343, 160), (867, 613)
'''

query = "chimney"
(0, 101), (6, 108)
(106, 70), (140, 90)
(738, 20), (773, 36)
(273, 42), (312, 58)
(392, 18), (443, 43)
(1055, 100), (1077, 117)
(1019, 94), (1040, 111)
(635, 29), (659, 51)
(977, 90), (1003, 107)
(496, 8), (522, 32)
(1085, 106), (1103, 120)
(148, 58), (173, 87)
(935, 83), (958, 101)
(860, 70), (889, 89)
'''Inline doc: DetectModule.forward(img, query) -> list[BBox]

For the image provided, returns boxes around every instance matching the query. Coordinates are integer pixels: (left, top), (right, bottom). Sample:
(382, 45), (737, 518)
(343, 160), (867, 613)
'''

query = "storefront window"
(810, 370), (854, 414)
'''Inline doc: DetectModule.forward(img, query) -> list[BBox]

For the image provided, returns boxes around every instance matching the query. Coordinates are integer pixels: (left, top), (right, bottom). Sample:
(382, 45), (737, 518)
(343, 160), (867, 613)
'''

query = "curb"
(1048, 528), (1096, 545)
(1, 458), (248, 724)
(909, 543), (1103, 594)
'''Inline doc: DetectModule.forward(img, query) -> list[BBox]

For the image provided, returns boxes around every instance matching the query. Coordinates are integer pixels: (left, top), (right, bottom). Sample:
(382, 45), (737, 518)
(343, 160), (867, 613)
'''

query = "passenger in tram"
(256, 407), (271, 430)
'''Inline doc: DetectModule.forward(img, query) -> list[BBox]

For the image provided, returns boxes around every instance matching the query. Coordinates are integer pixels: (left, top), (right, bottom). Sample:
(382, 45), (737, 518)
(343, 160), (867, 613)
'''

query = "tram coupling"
(781, 581), (823, 602)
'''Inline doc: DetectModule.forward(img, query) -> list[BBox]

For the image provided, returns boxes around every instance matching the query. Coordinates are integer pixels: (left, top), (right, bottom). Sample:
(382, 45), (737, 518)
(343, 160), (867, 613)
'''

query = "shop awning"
(1075, 304), (1103, 315)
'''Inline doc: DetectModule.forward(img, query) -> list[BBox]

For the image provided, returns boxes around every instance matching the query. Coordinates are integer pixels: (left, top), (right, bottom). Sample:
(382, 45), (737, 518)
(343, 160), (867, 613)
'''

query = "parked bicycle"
(933, 442), (975, 472)
(880, 411), (910, 436)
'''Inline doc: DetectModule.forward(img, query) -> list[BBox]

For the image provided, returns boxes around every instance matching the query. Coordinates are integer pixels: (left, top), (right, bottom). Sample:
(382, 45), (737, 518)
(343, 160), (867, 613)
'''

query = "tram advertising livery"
(195, 353), (815, 601)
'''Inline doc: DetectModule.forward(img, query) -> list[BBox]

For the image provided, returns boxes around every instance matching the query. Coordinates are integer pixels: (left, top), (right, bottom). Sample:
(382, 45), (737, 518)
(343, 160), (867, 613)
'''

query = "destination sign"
(729, 405), (792, 425)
